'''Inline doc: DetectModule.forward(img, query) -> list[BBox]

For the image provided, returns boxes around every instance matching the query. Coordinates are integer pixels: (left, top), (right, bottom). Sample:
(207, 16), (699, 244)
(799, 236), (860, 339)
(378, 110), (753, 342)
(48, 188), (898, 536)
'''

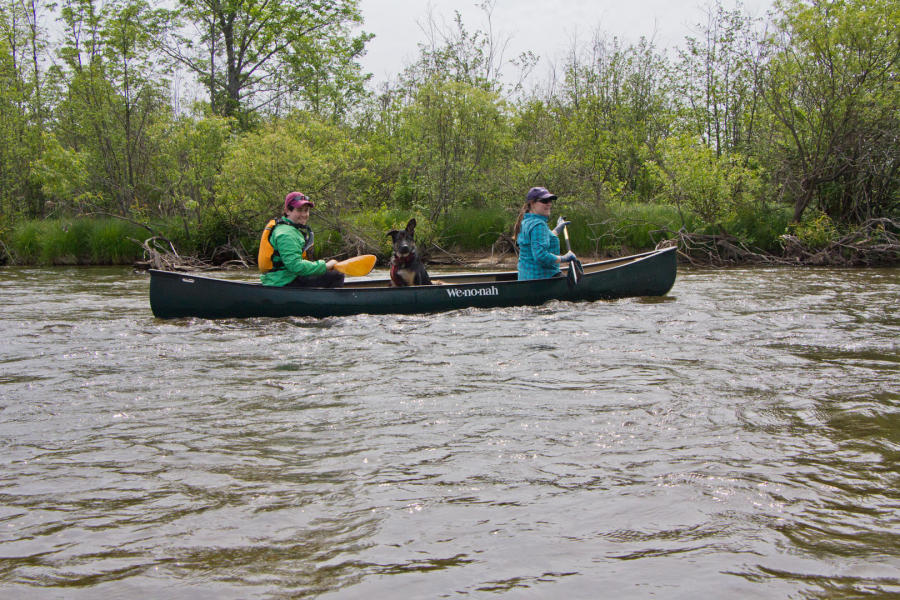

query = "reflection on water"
(0, 265), (898, 598)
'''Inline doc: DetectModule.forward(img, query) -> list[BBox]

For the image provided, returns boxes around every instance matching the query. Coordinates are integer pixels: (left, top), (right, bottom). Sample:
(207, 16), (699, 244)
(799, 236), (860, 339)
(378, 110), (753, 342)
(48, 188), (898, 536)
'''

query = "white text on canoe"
(445, 286), (499, 298)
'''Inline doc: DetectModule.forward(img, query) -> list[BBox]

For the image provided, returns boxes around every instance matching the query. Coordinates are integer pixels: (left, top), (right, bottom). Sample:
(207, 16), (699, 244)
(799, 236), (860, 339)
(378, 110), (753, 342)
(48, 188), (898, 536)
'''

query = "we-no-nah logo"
(445, 286), (499, 298)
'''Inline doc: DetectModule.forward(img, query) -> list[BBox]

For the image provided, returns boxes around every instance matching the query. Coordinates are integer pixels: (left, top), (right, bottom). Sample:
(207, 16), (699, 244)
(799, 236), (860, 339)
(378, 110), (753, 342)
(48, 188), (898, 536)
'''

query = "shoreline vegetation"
(1, 0), (897, 272)
(2, 212), (897, 271)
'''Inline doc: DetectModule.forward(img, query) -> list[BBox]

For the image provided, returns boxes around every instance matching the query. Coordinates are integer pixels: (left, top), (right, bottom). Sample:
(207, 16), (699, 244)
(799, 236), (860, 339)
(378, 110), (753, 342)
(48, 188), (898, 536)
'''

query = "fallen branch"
(131, 236), (214, 271)
(425, 241), (468, 266)
(657, 218), (900, 266)
(781, 218), (900, 266)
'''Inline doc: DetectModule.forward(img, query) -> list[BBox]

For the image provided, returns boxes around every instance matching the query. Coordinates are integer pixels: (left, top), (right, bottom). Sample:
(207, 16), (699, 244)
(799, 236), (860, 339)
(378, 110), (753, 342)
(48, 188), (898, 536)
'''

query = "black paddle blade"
(564, 262), (576, 287)
(566, 259), (583, 288)
(574, 258), (584, 280)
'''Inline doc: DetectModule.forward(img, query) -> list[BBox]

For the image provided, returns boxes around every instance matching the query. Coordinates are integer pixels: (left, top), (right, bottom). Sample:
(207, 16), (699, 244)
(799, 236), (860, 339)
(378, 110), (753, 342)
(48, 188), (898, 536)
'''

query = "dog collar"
(390, 252), (415, 286)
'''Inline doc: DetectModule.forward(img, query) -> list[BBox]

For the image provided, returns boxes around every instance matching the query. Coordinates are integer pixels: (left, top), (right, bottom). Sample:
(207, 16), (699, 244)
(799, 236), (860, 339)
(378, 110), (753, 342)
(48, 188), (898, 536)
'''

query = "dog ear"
(387, 230), (398, 240)
(406, 218), (416, 233)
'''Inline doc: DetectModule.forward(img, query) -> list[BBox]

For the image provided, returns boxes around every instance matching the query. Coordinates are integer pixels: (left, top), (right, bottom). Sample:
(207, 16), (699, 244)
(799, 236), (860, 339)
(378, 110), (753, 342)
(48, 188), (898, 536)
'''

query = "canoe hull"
(149, 246), (676, 319)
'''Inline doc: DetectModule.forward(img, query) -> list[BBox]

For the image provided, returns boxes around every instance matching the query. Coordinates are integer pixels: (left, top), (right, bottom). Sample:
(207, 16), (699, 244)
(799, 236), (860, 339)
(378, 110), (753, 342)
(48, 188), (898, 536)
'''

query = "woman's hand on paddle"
(552, 217), (571, 236)
(559, 251), (576, 263)
(325, 259), (338, 270)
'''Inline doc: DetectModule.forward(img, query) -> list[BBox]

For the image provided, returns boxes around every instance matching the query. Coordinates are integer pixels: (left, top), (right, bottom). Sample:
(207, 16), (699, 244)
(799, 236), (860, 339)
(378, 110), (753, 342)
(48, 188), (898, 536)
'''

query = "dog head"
(387, 218), (417, 259)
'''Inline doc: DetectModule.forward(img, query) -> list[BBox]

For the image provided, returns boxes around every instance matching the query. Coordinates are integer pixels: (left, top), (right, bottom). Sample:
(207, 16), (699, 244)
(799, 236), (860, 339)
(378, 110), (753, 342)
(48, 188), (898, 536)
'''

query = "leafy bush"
(344, 207), (440, 257)
(215, 113), (372, 224)
(723, 204), (793, 252)
(648, 135), (763, 225)
(789, 210), (840, 250)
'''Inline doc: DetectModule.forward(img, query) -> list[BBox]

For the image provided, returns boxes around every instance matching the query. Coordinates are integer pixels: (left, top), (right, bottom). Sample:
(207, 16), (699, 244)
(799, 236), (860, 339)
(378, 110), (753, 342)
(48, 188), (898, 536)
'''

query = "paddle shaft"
(563, 224), (572, 254)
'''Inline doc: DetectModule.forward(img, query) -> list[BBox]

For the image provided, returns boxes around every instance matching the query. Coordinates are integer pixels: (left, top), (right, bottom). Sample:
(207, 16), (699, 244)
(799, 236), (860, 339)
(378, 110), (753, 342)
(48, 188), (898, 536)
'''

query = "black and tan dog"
(387, 218), (432, 287)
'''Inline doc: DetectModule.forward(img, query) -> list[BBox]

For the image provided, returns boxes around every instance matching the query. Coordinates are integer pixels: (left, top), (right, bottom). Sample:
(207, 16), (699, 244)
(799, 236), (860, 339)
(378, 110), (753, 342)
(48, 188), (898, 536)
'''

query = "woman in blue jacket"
(514, 187), (577, 280)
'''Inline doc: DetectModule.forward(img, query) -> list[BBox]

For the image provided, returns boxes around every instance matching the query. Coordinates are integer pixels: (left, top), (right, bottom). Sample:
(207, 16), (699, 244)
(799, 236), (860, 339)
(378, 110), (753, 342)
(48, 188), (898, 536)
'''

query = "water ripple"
(0, 265), (898, 597)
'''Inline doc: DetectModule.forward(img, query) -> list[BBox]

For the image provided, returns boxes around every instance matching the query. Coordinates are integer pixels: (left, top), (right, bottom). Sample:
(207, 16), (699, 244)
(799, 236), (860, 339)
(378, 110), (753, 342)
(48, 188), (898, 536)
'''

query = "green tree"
(47, 0), (169, 216)
(163, 0), (369, 128)
(675, 1), (765, 155)
(762, 0), (899, 222)
(277, 17), (372, 121)
(556, 35), (672, 203)
(99, 0), (169, 212)
(146, 114), (232, 229)
(397, 77), (511, 220)
(214, 113), (371, 237)
(0, 0), (50, 220)
(508, 97), (568, 196)
(650, 134), (761, 224)
(358, 3), (523, 219)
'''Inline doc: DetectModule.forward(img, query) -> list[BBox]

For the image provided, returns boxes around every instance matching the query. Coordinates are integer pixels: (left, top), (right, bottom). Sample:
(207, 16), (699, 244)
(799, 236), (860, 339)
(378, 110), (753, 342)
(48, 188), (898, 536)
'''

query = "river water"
(0, 265), (897, 598)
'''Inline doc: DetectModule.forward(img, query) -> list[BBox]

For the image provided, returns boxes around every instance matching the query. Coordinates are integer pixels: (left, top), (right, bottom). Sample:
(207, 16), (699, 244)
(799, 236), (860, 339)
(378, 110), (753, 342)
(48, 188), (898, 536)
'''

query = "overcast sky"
(357, 0), (774, 84)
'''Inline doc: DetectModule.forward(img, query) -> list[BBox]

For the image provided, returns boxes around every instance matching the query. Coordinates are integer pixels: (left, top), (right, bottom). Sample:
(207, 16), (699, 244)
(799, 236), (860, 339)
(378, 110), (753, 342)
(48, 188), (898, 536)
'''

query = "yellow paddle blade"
(334, 254), (376, 277)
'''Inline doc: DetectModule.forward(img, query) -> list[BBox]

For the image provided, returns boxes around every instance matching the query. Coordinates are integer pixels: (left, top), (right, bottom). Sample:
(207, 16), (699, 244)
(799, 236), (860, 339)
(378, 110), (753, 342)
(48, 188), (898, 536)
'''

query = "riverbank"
(2, 216), (898, 269)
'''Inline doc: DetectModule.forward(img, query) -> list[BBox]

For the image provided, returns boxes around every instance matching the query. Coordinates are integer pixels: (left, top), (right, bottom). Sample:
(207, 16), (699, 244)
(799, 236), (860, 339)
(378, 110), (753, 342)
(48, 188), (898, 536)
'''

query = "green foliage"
(282, 18), (373, 120)
(343, 207), (440, 257)
(165, 0), (369, 126)
(556, 36), (673, 204)
(9, 221), (43, 264)
(50, 0), (172, 217)
(0, 0), (46, 220)
(147, 115), (232, 222)
(507, 99), (565, 192)
(764, 0), (899, 222)
(53, 218), (93, 263)
(33, 134), (92, 208)
(608, 203), (692, 251)
(394, 78), (512, 219)
(723, 204), (793, 252)
(561, 203), (688, 254)
(1, 0), (897, 267)
(89, 219), (144, 263)
(674, 3), (762, 155)
(649, 135), (762, 224)
(215, 113), (370, 234)
(789, 210), (840, 250)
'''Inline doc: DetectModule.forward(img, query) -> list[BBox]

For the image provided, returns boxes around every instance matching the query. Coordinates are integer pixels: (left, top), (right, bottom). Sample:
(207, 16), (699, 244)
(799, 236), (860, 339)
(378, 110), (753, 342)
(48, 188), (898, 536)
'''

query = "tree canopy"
(0, 0), (896, 264)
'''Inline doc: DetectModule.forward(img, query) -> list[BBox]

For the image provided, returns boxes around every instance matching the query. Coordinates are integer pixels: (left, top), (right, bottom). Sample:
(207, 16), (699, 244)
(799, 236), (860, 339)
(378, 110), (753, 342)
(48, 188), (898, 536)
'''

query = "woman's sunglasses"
(535, 197), (554, 204)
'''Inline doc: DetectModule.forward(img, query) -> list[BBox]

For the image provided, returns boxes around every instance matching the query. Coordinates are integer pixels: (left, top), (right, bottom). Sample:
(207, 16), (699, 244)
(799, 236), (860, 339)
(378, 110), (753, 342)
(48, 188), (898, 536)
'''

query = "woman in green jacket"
(260, 192), (344, 288)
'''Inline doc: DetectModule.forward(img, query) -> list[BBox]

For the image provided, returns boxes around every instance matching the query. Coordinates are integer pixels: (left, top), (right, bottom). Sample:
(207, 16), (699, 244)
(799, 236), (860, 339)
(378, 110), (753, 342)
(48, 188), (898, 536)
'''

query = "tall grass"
(6, 219), (147, 265)
(2, 203), (794, 265)
(577, 204), (688, 255)
(439, 206), (511, 251)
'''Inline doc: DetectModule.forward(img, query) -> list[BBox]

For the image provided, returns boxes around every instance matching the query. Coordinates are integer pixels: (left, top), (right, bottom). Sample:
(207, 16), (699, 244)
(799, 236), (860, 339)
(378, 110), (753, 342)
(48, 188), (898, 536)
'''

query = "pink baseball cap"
(284, 191), (314, 212)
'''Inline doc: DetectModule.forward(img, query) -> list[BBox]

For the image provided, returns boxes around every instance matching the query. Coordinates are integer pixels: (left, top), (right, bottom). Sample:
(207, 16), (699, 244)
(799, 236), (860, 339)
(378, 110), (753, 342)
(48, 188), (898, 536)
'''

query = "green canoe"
(149, 246), (677, 319)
